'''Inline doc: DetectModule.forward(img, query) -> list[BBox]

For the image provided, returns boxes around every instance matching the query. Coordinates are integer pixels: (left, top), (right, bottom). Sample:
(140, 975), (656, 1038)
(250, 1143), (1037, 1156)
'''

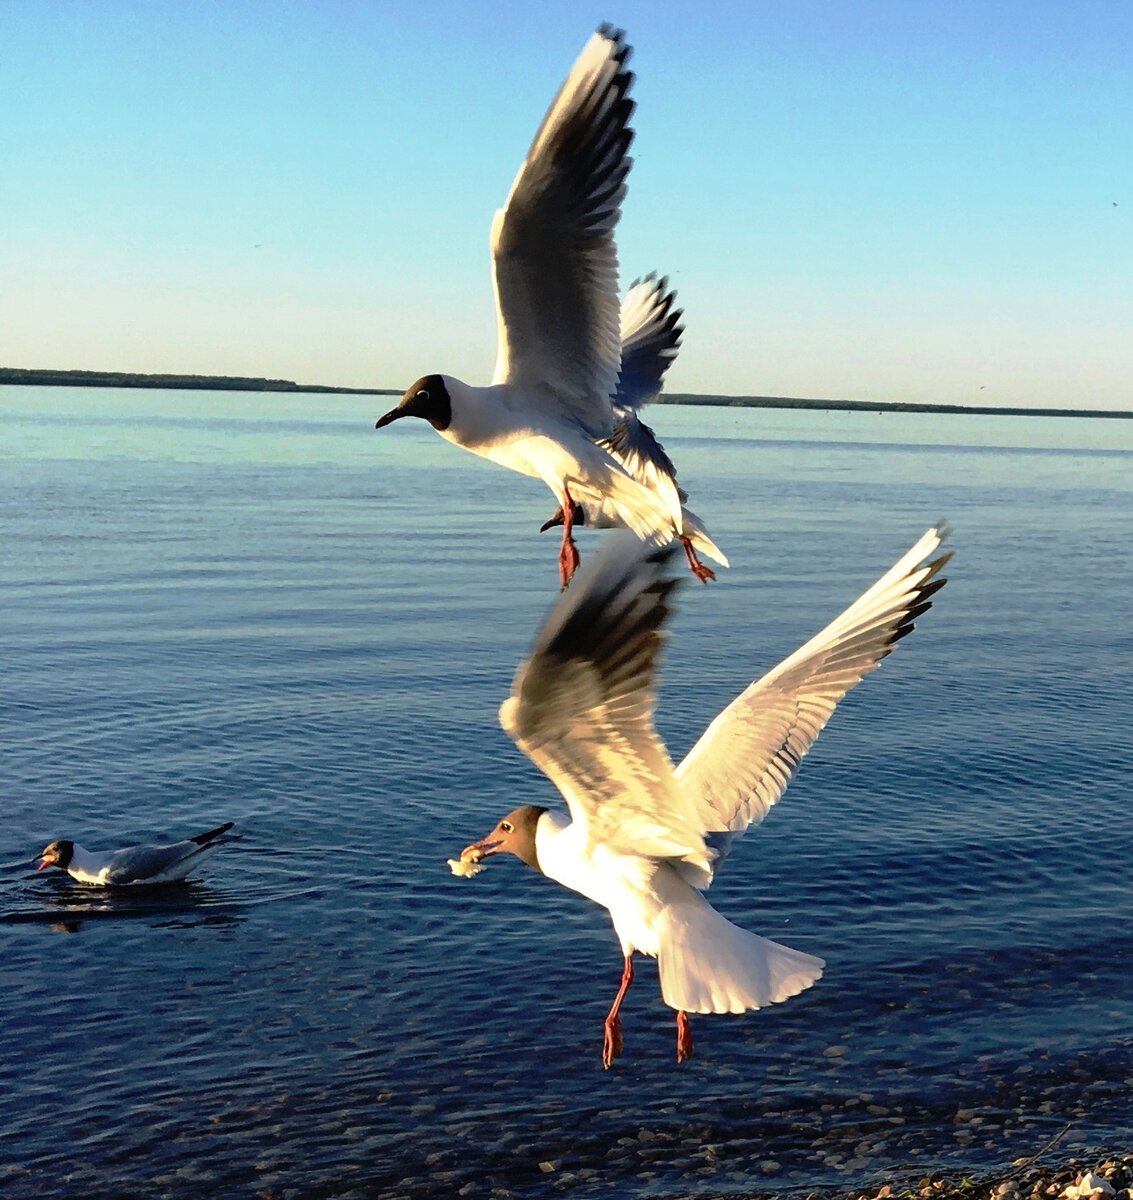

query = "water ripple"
(2, 394), (1131, 1198)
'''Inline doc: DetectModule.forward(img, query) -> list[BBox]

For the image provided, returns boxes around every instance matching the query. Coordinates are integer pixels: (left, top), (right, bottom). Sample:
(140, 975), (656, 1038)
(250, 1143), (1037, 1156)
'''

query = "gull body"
(36, 822), (235, 886)
(540, 274), (728, 581)
(460, 527), (951, 1067)
(375, 27), (685, 588)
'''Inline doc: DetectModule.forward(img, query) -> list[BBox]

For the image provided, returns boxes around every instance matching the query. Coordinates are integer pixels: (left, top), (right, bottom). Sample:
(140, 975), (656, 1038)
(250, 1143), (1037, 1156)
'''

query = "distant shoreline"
(659, 392), (1133, 420)
(0, 367), (399, 397)
(2, 367), (1129, 419)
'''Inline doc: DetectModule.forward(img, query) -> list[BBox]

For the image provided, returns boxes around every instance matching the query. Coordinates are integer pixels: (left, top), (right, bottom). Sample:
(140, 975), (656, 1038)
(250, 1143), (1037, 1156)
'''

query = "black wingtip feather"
(540, 541), (681, 678)
(886, 548), (953, 646)
(191, 822), (235, 846)
(596, 24), (630, 60)
(924, 550), (954, 579)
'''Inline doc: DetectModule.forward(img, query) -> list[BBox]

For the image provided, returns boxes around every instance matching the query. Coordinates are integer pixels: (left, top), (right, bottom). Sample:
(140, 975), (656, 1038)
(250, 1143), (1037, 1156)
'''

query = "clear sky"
(4, 0), (1131, 408)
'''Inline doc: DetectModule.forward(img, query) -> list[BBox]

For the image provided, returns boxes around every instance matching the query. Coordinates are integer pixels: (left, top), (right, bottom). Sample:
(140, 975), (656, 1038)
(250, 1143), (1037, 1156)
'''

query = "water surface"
(2, 387), (1131, 1198)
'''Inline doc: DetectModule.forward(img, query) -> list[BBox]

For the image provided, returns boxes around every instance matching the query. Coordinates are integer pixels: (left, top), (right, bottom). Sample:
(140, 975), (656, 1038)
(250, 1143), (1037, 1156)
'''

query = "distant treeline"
(2, 367), (1128, 418)
(0, 367), (397, 396)
(659, 393), (1133, 420)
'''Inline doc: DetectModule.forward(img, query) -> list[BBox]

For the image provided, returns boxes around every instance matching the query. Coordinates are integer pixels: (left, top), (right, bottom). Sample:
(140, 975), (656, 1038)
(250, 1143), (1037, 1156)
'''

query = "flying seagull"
(539, 273), (728, 582)
(36, 822), (235, 886)
(454, 526), (951, 1067)
(375, 26), (687, 589)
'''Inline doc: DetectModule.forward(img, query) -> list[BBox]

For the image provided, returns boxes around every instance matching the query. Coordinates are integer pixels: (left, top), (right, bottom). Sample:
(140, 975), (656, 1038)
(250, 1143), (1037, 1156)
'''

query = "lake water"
(2, 386), (1131, 1199)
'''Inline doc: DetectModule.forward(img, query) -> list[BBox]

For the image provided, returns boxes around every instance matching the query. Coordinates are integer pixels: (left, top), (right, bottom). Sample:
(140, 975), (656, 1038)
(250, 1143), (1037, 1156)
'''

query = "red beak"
(460, 835), (502, 863)
(36, 859), (51, 871)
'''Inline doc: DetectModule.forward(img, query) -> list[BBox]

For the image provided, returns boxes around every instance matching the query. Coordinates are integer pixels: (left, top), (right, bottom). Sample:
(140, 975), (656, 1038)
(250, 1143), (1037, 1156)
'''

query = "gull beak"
(459, 835), (503, 863)
(36, 856), (53, 871)
(539, 511), (564, 533)
(374, 406), (406, 429)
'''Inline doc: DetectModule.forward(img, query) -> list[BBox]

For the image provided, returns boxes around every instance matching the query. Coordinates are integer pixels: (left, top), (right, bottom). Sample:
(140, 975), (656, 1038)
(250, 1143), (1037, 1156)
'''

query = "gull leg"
(559, 487), (581, 590)
(680, 536), (716, 585)
(676, 1010), (694, 1064)
(603, 954), (634, 1069)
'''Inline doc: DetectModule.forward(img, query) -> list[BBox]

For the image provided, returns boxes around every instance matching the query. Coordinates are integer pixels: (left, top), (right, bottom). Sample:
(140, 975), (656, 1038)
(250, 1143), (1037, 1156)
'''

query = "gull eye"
(416, 389), (430, 402)
(500, 821), (514, 834)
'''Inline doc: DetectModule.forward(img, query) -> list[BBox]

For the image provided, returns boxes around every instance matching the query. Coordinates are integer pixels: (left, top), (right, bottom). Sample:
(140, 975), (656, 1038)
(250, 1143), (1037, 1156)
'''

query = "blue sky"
(4, 0), (1131, 408)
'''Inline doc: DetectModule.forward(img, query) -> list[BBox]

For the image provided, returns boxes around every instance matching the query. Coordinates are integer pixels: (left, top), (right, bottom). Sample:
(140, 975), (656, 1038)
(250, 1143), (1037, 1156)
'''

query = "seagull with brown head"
(453, 526), (952, 1068)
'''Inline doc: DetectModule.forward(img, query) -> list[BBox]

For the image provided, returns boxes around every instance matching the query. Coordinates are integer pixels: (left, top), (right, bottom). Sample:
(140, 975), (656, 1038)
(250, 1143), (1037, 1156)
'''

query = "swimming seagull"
(36, 822), (235, 886)
(454, 526), (951, 1067)
(539, 273), (728, 582)
(374, 26), (685, 589)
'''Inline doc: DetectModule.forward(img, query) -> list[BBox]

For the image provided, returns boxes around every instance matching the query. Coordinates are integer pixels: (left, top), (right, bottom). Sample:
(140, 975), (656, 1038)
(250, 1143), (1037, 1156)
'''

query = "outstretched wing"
(677, 525), (952, 881)
(490, 26), (634, 439)
(499, 535), (712, 871)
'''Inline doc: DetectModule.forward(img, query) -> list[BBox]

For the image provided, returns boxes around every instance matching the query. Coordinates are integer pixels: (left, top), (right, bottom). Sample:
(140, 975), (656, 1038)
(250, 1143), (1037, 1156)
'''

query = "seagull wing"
(536, 274), (687, 531)
(490, 25), (634, 439)
(598, 274), (685, 518)
(614, 273), (684, 415)
(499, 535), (712, 871)
(601, 414), (680, 507)
(677, 525), (952, 882)
(103, 840), (203, 884)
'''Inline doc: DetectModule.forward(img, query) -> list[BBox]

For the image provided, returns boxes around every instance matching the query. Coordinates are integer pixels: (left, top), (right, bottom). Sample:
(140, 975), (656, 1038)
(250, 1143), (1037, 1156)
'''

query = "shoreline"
(1, 368), (1129, 419)
(742, 1150), (1133, 1200)
(658, 393), (1133, 420)
(0, 367), (398, 396)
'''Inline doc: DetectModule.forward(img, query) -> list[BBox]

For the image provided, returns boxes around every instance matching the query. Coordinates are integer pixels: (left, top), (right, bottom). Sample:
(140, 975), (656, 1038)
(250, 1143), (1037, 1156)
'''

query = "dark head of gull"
(462, 805), (547, 874)
(375, 374), (452, 432)
(37, 840), (74, 872)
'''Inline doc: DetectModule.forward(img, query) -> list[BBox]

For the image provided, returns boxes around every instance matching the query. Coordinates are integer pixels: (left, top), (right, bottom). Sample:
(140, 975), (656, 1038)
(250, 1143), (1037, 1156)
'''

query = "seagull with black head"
(375, 26), (685, 589)
(37, 822), (235, 886)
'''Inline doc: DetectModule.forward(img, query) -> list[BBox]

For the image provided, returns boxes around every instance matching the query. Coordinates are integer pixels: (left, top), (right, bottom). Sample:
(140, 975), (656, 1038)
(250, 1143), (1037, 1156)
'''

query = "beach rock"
(1064, 1172), (1116, 1199)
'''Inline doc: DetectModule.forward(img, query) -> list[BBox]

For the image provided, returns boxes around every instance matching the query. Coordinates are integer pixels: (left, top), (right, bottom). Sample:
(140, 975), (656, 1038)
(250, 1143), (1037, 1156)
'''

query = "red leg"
(680, 536), (716, 585)
(603, 954), (634, 1069)
(559, 487), (581, 589)
(676, 1009), (694, 1064)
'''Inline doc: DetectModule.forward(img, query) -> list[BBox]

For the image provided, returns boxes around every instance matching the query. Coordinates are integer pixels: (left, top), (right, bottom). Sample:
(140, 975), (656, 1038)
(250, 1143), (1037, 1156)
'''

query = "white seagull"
(36, 822), (235, 886)
(374, 26), (686, 589)
(456, 526), (951, 1067)
(539, 273), (728, 582)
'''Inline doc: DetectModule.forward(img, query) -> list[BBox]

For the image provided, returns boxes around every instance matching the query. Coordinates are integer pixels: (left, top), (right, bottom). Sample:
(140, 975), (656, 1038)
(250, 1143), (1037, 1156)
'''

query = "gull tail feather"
(656, 898), (824, 1014)
(190, 821), (235, 847)
(680, 508), (729, 568)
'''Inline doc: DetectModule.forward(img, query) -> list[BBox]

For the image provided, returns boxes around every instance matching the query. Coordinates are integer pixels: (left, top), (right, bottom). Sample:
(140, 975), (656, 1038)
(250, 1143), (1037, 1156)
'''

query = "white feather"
(496, 528), (950, 1018)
